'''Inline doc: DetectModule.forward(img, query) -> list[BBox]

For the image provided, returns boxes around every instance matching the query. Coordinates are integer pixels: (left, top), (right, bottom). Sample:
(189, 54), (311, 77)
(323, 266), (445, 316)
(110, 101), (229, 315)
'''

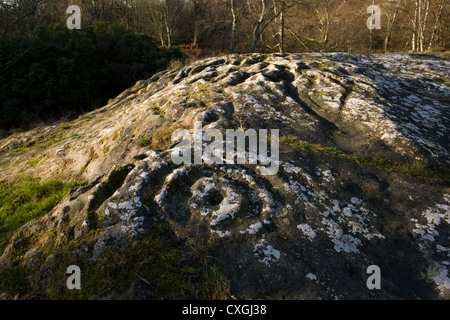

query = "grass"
(302, 71), (319, 82)
(0, 220), (196, 299)
(152, 105), (164, 115)
(11, 147), (30, 153)
(0, 175), (232, 299)
(0, 172), (198, 299)
(197, 84), (209, 94)
(280, 135), (449, 185)
(0, 177), (79, 255)
(35, 136), (69, 147)
(82, 115), (94, 122)
(136, 125), (190, 150)
(44, 234), (196, 300)
(9, 134), (79, 153)
(59, 124), (72, 130)
(200, 265), (231, 300)
(279, 136), (343, 155)
(111, 129), (121, 141)
(136, 139), (152, 148)
(318, 61), (335, 68)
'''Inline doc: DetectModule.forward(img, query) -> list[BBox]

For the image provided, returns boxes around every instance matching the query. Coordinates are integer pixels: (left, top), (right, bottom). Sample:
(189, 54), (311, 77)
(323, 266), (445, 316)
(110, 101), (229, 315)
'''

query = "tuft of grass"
(0, 224), (193, 299)
(396, 162), (440, 181)
(280, 136), (338, 153)
(136, 139), (152, 148)
(318, 61), (335, 68)
(321, 146), (344, 155)
(35, 136), (68, 147)
(29, 159), (39, 166)
(112, 129), (121, 141)
(189, 244), (212, 266)
(152, 105), (164, 115)
(151, 125), (188, 150)
(200, 265), (231, 300)
(302, 71), (319, 81)
(169, 59), (185, 70)
(135, 125), (190, 150)
(280, 135), (449, 185)
(46, 235), (194, 300)
(82, 115), (94, 122)
(0, 177), (79, 255)
(197, 84), (209, 94)
(11, 147), (29, 153)
(10, 134), (79, 152)
(59, 124), (72, 130)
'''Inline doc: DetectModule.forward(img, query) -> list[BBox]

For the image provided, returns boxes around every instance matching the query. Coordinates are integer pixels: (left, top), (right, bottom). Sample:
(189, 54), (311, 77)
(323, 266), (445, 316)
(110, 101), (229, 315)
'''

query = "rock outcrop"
(0, 53), (449, 299)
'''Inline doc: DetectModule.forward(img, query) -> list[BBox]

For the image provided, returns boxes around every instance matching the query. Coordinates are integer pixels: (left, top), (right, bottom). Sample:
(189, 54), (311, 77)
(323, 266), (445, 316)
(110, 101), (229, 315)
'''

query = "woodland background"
(2, 0), (448, 55)
(0, 0), (448, 130)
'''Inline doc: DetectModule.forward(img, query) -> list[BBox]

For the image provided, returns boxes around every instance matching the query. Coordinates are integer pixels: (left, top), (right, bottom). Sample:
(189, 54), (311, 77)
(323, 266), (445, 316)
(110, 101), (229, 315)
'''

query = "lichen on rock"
(0, 53), (449, 300)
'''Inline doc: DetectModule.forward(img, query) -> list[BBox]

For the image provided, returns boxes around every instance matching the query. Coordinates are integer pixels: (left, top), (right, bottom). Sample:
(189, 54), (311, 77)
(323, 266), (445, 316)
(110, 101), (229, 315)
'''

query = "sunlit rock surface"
(0, 53), (449, 299)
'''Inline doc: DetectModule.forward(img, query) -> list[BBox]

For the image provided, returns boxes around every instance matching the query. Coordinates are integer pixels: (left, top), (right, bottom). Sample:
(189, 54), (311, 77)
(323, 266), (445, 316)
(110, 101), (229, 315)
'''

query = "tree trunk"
(279, 8), (285, 53)
(230, 0), (237, 53)
(384, 0), (402, 54)
(322, 1), (330, 52)
(166, 20), (172, 47)
(164, 2), (172, 47)
(412, 0), (419, 52)
(427, 0), (445, 51)
(250, 0), (289, 53)
(250, 0), (267, 53)
(419, 0), (430, 52)
(192, 0), (199, 47)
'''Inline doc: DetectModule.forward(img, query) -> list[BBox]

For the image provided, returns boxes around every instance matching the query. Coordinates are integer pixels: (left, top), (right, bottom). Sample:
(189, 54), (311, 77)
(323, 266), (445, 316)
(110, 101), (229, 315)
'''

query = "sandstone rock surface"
(0, 53), (449, 299)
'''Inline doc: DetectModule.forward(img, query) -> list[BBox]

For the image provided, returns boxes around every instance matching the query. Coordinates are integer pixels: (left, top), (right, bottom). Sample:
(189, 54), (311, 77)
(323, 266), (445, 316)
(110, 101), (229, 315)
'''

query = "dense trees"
(2, 0), (448, 55)
(0, 0), (448, 130)
(0, 21), (184, 129)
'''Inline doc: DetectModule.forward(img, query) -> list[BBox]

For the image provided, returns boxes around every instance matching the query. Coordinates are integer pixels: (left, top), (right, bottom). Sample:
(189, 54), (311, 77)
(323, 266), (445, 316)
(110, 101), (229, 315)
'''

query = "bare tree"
(382, 0), (403, 53)
(427, 0), (446, 51)
(0, 0), (46, 75)
(0, 0), (43, 41)
(248, 0), (294, 52)
(230, 0), (238, 52)
(411, 0), (431, 52)
(1, 0), (449, 55)
(272, 0), (288, 52)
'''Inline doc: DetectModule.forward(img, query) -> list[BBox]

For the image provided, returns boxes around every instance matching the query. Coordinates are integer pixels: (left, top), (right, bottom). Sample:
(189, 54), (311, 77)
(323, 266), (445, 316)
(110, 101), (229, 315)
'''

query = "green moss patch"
(0, 227), (197, 300)
(44, 235), (196, 300)
(199, 265), (231, 300)
(280, 136), (450, 186)
(59, 124), (72, 131)
(0, 177), (79, 255)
